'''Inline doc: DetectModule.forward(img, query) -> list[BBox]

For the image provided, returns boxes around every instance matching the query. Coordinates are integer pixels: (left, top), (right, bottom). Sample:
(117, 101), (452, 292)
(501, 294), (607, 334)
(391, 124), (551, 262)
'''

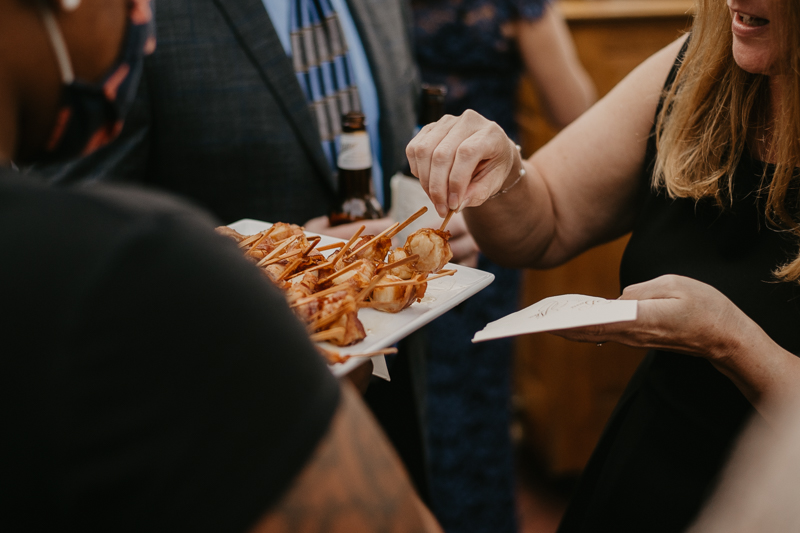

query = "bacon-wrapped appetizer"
(404, 228), (453, 273)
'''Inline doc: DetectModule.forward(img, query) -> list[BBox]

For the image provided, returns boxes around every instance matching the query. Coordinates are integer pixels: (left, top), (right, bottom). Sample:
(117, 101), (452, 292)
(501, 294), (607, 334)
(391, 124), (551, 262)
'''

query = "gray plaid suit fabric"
(35, 0), (419, 226)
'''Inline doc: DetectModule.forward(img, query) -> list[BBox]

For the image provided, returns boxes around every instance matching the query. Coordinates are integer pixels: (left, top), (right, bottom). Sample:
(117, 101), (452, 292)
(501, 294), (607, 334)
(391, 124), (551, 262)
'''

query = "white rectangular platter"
(229, 218), (495, 377)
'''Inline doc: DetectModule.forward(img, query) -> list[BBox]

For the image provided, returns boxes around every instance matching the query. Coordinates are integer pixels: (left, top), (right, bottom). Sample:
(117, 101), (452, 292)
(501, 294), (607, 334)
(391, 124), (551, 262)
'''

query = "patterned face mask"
(36, 0), (155, 163)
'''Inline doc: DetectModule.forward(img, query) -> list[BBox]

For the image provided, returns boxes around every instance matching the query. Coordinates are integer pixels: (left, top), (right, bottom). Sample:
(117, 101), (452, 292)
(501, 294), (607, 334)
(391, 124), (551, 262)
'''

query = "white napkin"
(389, 172), (443, 243)
(371, 355), (390, 380)
(472, 294), (637, 343)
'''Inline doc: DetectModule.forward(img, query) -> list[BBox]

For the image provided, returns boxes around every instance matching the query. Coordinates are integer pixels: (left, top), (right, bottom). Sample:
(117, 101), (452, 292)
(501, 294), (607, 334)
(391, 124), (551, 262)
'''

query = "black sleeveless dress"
(557, 45), (800, 533)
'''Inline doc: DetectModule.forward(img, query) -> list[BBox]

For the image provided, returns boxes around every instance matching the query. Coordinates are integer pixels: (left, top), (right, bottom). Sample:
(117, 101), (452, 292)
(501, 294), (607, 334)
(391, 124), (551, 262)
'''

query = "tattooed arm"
(250, 383), (442, 533)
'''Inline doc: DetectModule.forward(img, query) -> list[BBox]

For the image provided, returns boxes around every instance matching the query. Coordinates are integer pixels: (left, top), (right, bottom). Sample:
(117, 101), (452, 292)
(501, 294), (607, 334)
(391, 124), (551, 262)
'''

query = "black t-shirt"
(0, 168), (340, 532)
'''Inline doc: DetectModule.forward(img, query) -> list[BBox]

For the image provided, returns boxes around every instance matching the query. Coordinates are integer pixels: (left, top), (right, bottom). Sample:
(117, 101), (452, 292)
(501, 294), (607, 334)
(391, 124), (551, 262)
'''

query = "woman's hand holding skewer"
(405, 110), (521, 217)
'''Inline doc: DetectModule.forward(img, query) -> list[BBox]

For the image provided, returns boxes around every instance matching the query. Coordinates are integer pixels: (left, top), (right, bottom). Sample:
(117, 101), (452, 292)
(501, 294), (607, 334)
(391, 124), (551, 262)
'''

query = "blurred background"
(512, 0), (693, 530)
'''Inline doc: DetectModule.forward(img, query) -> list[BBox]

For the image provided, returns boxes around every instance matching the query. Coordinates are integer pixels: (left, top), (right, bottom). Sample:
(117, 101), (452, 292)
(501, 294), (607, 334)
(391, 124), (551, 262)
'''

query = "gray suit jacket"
(39, 0), (419, 226)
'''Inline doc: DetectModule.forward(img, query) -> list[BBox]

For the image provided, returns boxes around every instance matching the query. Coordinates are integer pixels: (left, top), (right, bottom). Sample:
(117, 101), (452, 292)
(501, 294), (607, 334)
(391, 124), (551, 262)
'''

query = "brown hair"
(653, 0), (800, 281)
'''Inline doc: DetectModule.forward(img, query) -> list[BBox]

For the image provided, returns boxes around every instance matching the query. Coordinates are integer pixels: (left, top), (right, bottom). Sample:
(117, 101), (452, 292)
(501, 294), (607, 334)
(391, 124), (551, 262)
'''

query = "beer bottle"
(398, 84), (448, 176)
(390, 84), (448, 242)
(329, 111), (385, 226)
(416, 83), (447, 134)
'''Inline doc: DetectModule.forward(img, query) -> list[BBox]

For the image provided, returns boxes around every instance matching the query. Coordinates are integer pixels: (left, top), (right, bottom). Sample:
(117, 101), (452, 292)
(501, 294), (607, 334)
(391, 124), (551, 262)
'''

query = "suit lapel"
(345, 0), (414, 184)
(211, 0), (335, 192)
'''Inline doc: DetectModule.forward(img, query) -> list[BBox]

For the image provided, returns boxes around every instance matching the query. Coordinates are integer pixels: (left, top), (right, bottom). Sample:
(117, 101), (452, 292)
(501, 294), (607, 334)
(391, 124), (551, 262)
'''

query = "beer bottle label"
(337, 131), (373, 170)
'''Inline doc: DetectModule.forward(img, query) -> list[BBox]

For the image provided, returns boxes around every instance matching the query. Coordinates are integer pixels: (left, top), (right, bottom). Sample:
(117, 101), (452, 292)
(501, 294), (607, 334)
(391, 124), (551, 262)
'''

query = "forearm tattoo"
(249, 384), (441, 533)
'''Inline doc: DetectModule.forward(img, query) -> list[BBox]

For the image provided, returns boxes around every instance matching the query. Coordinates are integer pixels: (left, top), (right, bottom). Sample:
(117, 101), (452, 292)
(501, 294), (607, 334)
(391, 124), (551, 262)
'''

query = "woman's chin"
(732, 42), (775, 75)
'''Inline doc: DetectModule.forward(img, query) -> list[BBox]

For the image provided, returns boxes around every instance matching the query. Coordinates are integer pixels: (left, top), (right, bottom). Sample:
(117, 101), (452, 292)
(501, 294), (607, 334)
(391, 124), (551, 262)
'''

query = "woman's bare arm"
(407, 35), (687, 269)
(250, 383), (442, 533)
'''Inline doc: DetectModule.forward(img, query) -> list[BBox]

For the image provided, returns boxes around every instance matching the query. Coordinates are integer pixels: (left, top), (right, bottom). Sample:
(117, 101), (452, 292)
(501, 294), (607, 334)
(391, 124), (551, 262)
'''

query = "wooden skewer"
(274, 238), (323, 281)
(291, 284), (353, 307)
(245, 230), (274, 256)
(274, 236), (321, 270)
(323, 346), (399, 365)
(356, 298), (375, 309)
(372, 270), (454, 289)
(237, 233), (260, 249)
(318, 259), (366, 285)
(307, 300), (356, 332)
(304, 306), (326, 326)
(260, 249), (302, 267)
(346, 222), (400, 259)
(317, 241), (347, 252)
(237, 232), (262, 249)
(307, 308), (346, 333)
(255, 236), (297, 267)
(273, 234), (298, 244)
(373, 276), (427, 289)
(301, 236), (322, 257)
(387, 206), (428, 238)
(307, 306), (345, 333)
(285, 259), (333, 280)
(343, 347), (399, 359)
(310, 327), (346, 343)
(238, 226), (275, 249)
(330, 225), (365, 266)
(425, 269), (457, 281)
(377, 253), (419, 272)
(275, 256), (305, 281)
(321, 348), (347, 364)
(355, 269), (389, 302)
(359, 300), (391, 309)
(439, 209), (455, 232)
(372, 280), (418, 289)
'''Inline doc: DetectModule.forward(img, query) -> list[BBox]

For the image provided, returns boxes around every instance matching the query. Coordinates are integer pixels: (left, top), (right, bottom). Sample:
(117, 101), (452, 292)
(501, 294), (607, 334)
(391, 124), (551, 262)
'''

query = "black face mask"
(36, 0), (155, 164)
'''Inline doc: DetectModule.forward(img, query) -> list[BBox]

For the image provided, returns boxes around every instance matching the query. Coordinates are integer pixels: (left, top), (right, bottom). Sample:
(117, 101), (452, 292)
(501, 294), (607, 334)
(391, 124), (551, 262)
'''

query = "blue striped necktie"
(290, 0), (363, 172)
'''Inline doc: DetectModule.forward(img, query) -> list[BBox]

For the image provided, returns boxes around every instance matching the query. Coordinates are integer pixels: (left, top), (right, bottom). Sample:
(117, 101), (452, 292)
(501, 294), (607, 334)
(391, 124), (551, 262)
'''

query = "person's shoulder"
(85, 180), (216, 227)
(660, 33), (691, 70)
(614, 33), (689, 99)
(3, 168), (216, 236)
(0, 168), (230, 294)
(0, 169), (346, 533)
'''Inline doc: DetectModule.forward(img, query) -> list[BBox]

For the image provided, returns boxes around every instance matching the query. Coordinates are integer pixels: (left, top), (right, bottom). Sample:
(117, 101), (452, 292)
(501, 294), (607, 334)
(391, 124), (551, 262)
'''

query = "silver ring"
(596, 342), (605, 347)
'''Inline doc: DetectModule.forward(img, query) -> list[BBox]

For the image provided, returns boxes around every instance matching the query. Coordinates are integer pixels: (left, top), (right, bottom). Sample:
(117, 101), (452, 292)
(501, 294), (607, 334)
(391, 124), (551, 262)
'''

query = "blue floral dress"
(411, 1), (550, 532)
(413, 0), (549, 139)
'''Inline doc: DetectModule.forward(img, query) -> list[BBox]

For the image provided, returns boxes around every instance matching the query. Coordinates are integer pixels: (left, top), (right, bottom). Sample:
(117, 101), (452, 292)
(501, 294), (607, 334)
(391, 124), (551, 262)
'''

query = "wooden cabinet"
(513, 0), (693, 475)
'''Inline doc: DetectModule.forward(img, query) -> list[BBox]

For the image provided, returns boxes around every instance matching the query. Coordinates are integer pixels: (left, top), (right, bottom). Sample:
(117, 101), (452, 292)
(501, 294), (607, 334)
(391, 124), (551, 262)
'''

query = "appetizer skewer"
(215, 208), (455, 363)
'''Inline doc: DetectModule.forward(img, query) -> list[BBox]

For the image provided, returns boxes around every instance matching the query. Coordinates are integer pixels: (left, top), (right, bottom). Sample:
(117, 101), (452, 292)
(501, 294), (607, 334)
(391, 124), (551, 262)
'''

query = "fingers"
(619, 274), (703, 301)
(449, 128), (516, 209)
(406, 111), (514, 217)
(406, 115), (460, 207)
(303, 215), (332, 234)
(554, 275), (744, 359)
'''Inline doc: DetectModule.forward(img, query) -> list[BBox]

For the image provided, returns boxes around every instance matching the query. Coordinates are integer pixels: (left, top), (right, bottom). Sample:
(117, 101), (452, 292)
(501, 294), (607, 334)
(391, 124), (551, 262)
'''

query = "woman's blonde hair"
(654, 0), (800, 280)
